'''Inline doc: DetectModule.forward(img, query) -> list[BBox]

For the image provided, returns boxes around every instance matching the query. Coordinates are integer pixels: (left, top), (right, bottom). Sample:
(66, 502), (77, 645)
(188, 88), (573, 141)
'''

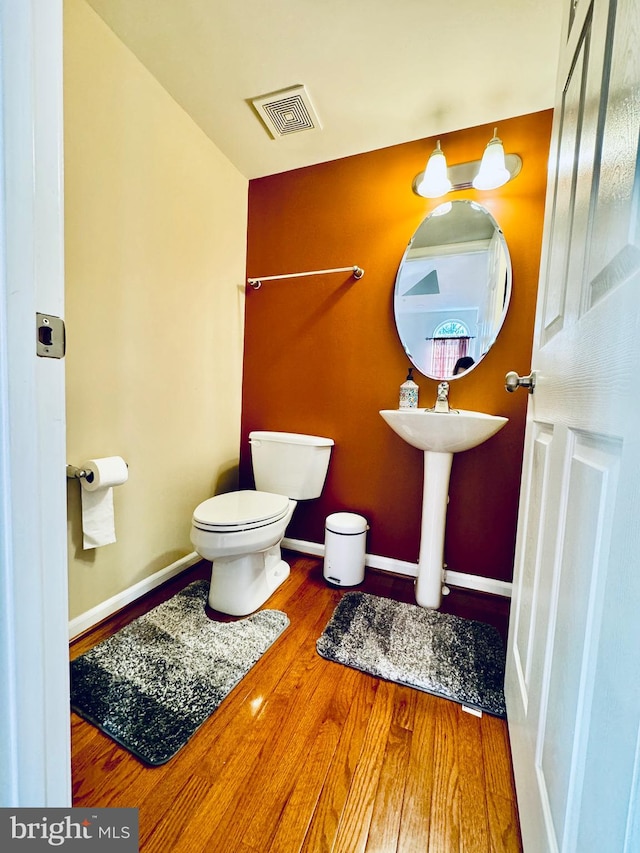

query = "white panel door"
(505, 0), (640, 850)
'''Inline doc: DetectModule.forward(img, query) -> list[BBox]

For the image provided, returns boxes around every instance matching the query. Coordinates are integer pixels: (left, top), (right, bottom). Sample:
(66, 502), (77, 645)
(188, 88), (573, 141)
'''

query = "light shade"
(416, 141), (452, 198)
(472, 128), (511, 190)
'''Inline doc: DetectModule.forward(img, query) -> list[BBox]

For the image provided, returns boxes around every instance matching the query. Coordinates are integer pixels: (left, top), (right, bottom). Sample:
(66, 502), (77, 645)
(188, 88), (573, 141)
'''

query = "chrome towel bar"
(248, 265), (364, 290)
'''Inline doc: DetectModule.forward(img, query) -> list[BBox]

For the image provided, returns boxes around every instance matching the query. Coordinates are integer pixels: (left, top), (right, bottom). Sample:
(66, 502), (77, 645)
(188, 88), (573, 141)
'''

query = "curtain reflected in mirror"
(393, 200), (511, 381)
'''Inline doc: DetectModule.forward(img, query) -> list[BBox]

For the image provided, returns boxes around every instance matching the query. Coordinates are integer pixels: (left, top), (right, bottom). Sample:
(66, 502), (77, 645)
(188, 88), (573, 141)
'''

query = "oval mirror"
(393, 200), (511, 380)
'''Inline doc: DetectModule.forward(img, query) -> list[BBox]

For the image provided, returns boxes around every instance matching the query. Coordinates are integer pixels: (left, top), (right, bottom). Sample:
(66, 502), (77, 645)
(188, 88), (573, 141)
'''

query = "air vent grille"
(251, 85), (322, 138)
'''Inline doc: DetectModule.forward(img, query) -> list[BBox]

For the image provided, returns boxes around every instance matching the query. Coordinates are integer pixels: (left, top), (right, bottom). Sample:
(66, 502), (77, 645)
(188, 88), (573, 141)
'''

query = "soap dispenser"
(399, 367), (419, 409)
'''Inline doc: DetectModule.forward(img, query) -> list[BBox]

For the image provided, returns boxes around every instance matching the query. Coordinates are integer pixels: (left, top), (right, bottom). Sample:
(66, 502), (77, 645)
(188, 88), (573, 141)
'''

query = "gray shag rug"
(70, 580), (289, 765)
(316, 592), (506, 717)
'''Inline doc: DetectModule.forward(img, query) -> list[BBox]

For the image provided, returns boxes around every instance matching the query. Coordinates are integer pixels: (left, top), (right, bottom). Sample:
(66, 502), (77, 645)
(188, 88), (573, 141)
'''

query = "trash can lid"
(326, 512), (368, 534)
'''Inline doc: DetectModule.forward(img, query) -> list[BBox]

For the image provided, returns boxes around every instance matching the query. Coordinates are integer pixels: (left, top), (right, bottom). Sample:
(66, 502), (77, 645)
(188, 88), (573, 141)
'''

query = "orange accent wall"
(242, 110), (553, 583)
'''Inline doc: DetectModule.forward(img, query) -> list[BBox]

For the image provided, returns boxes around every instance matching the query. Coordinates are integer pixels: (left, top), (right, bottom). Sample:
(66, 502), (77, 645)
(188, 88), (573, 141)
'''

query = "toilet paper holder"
(66, 461), (128, 483)
(66, 464), (94, 483)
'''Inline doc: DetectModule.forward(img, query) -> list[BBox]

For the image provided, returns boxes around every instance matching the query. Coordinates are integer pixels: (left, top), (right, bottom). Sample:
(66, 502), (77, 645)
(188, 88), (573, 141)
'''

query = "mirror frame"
(393, 200), (512, 381)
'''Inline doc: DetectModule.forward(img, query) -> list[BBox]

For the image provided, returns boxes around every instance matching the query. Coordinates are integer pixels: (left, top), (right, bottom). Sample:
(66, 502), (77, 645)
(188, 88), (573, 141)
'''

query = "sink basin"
(379, 408), (508, 454)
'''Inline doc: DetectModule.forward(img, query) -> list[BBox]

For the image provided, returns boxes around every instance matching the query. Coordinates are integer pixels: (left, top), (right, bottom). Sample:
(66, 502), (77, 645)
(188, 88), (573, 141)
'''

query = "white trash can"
(323, 512), (368, 587)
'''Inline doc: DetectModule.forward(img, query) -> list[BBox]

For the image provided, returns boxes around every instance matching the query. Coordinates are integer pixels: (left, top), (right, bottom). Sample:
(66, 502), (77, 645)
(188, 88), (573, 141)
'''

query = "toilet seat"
(192, 490), (291, 533)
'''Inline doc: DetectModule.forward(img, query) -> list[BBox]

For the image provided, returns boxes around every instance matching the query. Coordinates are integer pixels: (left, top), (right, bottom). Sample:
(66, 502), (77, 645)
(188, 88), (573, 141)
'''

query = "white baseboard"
(68, 552), (202, 640)
(444, 570), (512, 598)
(283, 537), (512, 598)
(69, 540), (512, 641)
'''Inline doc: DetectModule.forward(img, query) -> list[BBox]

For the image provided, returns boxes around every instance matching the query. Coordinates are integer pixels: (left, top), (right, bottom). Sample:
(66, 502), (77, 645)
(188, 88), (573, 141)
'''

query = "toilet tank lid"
(249, 431), (334, 447)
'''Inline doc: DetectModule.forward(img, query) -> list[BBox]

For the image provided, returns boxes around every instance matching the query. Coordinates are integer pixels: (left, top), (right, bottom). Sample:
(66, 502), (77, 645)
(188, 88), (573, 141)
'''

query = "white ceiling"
(84, 0), (564, 180)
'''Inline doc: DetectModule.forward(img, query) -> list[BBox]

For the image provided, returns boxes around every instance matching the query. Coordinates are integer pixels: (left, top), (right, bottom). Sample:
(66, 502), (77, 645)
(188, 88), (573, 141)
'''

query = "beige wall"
(64, 0), (248, 621)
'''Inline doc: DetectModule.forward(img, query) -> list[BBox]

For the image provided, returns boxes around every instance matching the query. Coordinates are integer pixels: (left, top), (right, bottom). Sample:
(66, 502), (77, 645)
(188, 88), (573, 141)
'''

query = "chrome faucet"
(433, 381), (450, 413)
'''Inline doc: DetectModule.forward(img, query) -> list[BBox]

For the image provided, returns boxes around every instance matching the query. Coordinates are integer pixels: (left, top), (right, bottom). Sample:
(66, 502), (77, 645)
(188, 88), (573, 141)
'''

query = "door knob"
(505, 370), (536, 393)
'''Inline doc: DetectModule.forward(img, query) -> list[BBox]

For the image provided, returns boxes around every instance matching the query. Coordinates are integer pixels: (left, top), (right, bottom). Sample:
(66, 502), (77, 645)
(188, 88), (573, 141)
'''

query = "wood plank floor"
(70, 554), (522, 852)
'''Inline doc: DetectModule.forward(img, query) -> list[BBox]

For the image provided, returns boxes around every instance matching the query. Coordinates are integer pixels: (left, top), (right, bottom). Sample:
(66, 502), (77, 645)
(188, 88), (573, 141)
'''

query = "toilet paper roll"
(80, 456), (129, 492)
(80, 456), (128, 549)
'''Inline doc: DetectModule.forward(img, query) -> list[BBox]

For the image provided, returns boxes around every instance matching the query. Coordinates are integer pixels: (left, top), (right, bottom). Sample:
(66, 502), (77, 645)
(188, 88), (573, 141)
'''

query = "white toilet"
(190, 431), (334, 616)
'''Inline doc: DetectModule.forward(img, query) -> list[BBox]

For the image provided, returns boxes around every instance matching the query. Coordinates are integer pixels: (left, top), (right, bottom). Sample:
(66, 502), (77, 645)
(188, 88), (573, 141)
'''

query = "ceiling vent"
(251, 85), (322, 139)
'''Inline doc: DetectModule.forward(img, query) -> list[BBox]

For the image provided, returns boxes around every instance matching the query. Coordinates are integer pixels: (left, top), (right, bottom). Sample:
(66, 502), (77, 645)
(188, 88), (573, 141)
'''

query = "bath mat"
(70, 580), (289, 765)
(316, 592), (506, 717)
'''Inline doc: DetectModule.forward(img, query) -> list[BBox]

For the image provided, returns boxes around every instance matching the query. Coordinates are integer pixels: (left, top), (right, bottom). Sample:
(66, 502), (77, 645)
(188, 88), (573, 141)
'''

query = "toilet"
(190, 431), (334, 616)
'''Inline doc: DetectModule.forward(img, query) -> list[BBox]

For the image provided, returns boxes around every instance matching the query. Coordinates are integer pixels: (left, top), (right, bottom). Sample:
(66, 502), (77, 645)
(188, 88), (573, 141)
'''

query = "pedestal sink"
(379, 408), (508, 609)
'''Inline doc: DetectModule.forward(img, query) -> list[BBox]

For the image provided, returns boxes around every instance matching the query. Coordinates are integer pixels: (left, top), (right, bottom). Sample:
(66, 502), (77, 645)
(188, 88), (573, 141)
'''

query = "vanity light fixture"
(412, 129), (522, 198)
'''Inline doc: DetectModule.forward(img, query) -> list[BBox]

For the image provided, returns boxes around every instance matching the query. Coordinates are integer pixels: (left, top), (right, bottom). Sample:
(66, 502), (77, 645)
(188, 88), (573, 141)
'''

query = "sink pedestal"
(416, 450), (453, 609)
(379, 408), (508, 611)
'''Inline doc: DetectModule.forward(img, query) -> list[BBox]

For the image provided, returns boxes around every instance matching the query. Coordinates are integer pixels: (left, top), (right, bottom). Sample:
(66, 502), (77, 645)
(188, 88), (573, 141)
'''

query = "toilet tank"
(249, 431), (334, 499)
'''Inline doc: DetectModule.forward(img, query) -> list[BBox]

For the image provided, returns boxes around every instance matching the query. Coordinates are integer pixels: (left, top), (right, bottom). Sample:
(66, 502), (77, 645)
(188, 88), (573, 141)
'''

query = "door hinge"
(36, 312), (65, 359)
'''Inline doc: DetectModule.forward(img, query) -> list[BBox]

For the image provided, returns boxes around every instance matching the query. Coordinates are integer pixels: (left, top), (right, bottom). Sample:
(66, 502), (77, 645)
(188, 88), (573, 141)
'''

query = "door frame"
(0, 0), (70, 805)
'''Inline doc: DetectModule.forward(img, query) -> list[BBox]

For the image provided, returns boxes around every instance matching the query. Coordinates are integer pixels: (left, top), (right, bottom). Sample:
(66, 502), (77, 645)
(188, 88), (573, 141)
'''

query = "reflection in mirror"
(393, 200), (511, 381)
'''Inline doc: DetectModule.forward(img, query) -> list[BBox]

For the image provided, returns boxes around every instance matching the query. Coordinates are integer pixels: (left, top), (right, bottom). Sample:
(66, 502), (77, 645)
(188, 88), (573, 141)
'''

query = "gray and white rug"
(316, 592), (506, 717)
(70, 580), (289, 765)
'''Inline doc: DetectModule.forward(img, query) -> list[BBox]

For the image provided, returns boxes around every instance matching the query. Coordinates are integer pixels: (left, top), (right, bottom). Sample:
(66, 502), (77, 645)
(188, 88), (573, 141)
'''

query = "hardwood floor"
(70, 554), (522, 852)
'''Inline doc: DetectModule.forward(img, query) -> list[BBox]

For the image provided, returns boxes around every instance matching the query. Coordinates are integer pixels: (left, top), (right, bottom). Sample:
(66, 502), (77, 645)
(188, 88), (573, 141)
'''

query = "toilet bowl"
(191, 431), (333, 615)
